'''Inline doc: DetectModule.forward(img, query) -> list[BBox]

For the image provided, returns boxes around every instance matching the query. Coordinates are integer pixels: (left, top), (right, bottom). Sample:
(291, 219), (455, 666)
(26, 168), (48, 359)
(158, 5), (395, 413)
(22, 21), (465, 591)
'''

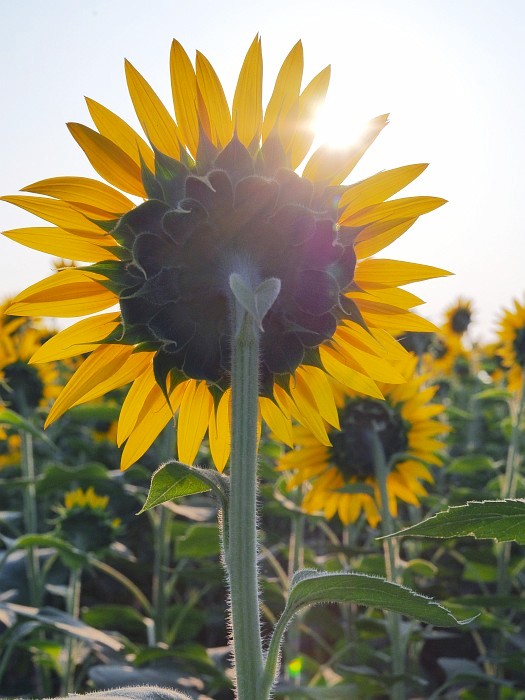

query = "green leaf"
(273, 684), (359, 698)
(49, 685), (192, 699)
(13, 533), (89, 569)
(446, 455), (497, 475)
(0, 409), (55, 448)
(260, 569), (472, 697)
(229, 273), (281, 330)
(37, 462), (110, 496)
(139, 461), (229, 514)
(286, 570), (472, 626)
(175, 523), (221, 558)
(388, 499), (525, 543)
(474, 388), (512, 401)
(0, 602), (123, 650)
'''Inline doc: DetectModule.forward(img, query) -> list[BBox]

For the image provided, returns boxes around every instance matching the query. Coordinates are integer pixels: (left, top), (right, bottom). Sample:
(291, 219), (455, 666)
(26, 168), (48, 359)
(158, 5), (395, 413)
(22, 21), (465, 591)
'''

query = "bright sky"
(1, 0), (524, 342)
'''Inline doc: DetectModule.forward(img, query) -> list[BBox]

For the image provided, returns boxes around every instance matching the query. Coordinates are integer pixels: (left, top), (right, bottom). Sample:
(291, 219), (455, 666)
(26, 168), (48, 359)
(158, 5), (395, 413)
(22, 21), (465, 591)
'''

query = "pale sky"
(1, 0), (524, 341)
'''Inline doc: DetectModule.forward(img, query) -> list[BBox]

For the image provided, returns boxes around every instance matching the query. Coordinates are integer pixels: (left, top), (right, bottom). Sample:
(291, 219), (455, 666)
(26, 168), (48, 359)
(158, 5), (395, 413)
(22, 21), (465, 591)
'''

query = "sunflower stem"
(228, 290), (264, 698)
(62, 565), (82, 695)
(21, 431), (41, 606)
(494, 372), (525, 692)
(371, 428), (405, 700)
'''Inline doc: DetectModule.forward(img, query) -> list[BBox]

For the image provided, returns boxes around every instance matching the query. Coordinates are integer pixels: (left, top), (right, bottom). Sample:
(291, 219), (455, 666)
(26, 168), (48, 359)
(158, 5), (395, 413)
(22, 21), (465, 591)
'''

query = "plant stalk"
(20, 431), (41, 606)
(62, 566), (82, 695)
(371, 429), (405, 700)
(228, 303), (264, 698)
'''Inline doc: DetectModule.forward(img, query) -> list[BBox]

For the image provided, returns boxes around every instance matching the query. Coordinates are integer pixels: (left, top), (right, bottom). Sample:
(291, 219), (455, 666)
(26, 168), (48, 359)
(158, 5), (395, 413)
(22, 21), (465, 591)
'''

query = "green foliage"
(391, 500), (525, 543)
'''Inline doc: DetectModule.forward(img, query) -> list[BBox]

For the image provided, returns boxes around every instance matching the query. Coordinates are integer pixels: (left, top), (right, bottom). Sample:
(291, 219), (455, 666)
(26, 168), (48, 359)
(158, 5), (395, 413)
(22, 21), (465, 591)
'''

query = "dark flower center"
(430, 337), (448, 360)
(451, 307), (471, 334)
(0, 361), (44, 414)
(513, 326), (525, 367)
(100, 136), (359, 392)
(328, 398), (409, 480)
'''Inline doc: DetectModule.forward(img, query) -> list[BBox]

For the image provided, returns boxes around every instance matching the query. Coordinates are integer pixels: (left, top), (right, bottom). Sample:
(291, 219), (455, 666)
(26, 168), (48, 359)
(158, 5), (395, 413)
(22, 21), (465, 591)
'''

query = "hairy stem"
(227, 303), (264, 698)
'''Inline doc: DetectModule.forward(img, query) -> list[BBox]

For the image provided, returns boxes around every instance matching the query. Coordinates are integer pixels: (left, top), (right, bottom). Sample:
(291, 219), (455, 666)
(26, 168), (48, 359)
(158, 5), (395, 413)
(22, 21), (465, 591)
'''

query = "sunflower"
(497, 296), (525, 392)
(2, 37), (449, 471)
(56, 487), (120, 553)
(422, 328), (469, 379)
(277, 354), (447, 527)
(443, 297), (473, 337)
(0, 301), (60, 416)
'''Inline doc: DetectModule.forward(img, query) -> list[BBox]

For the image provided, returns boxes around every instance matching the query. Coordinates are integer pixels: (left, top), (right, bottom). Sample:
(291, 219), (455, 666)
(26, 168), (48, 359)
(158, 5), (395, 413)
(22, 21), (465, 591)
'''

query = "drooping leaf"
(0, 409), (55, 449)
(139, 460), (229, 514)
(285, 570), (472, 626)
(388, 500), (525, 543)
(0, 602), (123, 650)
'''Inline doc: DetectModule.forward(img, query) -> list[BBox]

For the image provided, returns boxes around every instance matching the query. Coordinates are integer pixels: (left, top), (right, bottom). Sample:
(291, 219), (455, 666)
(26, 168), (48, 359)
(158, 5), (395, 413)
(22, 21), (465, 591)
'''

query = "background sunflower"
(278, 354), (447, 527)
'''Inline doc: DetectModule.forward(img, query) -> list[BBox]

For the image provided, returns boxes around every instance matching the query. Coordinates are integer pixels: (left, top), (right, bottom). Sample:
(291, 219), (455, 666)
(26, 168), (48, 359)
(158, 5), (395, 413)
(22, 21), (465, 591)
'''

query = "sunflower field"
(1, 36), (525, 700)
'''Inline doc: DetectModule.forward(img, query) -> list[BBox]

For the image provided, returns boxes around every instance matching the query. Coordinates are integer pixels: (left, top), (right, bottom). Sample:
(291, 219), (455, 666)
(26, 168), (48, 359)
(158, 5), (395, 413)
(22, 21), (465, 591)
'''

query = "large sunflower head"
(497, 296), (525, 391)
(2, 37), (449, 471)
(277, 354), (447, 527)
(0, 303), (60, 416)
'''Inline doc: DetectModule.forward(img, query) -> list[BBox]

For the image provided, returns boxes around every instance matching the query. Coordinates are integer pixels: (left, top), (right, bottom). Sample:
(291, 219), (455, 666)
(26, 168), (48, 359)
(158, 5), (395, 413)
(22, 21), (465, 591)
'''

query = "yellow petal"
(68, 123), (146, 197)
(118, 363), (157, 446)
(21, 176), (134, 218)
(8, 269), (117, 317)
(369, 327), (410, 360)
(340, 195), (446, 227)
(348, 287), (424, 310)
(170, 40), (199, 157)
(125, 60), (181, 159)
(30, 312), (120, 363)
(295, 366), (339, 429)
(232, 35), (262, 148)
(86, 97), (155, 172)
(263, 41), (303, 143)
(209, 389), (232, 472)
(355, 259), (452, 288)
(353, 219), (416, 259)
(196, 51), (232, 148)
(46, 346), (150, 426)
(338, 164), (428, 216)
(259, 395), (293, 447)
(3, 227), (117, 263)
(177, 380), (213, 465)
(120, 380), (188, 470)
(289, 65), (331, 169)
(303, 114), (388, 185)
(332, 334), (406, 384)
(285, 378), (331, 446)
(319, 345), (384, 398)
(358, 301), (439, 333)
(1, 195), (107, 236)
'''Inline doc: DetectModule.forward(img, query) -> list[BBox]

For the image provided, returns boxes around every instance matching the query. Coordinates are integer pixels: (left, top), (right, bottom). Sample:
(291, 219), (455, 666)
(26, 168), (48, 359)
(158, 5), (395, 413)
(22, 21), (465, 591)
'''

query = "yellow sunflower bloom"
(58, 487), (120, 552)
(497, 296), (525, 392)
(443, 297), (474, 337)
(278, 354), (447, 527)
(0, 301), (60, 416)
(2, 37), (449, 471)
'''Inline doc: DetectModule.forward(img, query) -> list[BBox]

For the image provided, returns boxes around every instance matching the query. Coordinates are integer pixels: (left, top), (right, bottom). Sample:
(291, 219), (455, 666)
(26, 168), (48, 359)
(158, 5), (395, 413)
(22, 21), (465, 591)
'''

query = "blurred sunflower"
(2, 37), (449, 471)
(56, 487), (120, 553)
(277, 354), (447, 527)
(423, 329), (469, 379)
(0, 302), (60, 417)
(497, 296), (525, 392)
(443, 297), (473, 337)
